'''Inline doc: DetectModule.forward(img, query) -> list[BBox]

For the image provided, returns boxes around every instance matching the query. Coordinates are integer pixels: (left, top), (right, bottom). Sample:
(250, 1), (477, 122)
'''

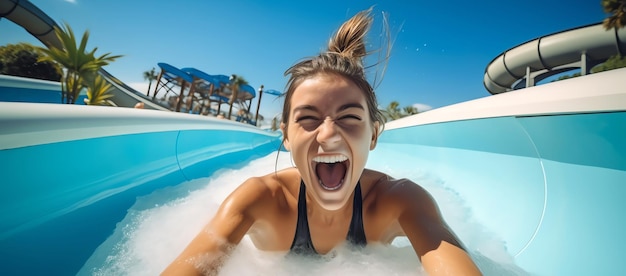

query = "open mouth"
(313, 155), (348, 191)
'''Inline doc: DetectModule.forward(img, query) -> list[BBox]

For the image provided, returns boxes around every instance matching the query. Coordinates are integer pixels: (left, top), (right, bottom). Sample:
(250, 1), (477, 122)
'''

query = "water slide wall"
(0, 0), (169, 110)
(381, 67), (626, 275)
(0, 103), (283, 275)
(483, 22), (626, 94)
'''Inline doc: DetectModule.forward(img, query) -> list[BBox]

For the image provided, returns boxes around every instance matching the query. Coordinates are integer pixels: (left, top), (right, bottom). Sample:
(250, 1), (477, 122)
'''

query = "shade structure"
(150, 62), (194, 112)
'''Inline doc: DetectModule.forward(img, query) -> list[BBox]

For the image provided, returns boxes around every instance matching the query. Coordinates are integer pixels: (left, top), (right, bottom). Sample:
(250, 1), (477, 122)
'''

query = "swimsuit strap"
(346, 182), (367, 246)
(289, 180), (317, 255)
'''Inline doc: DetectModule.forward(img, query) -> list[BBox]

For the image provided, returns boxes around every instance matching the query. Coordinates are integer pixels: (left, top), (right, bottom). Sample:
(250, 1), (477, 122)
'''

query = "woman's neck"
(305, 191), (354, 226)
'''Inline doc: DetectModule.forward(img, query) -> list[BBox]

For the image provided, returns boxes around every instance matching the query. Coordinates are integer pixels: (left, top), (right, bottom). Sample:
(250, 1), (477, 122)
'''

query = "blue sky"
(1, 0), (608, 119)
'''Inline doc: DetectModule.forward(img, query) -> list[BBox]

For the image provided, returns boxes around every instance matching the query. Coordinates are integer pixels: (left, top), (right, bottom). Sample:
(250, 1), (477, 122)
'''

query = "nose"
(316, 117), (341, 146)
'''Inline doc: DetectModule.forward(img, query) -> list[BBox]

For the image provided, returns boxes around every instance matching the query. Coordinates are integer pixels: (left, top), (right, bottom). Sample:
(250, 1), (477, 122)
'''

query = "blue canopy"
(157, 62), (193, 83)
(181, 67), (220, 86)
(239, 84), (256, 98)
(264, 89), (283, 96)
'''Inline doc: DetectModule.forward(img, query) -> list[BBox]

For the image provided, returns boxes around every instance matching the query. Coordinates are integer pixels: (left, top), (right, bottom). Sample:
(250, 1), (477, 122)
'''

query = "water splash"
(81, 151), (528, 275)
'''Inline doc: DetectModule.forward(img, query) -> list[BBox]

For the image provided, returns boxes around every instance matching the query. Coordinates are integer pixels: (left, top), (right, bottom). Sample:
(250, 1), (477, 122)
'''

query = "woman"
(163, 8), (481, 275)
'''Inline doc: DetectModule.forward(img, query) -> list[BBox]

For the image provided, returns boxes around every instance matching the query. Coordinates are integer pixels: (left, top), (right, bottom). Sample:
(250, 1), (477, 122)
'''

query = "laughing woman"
(163, 8), (481, 276)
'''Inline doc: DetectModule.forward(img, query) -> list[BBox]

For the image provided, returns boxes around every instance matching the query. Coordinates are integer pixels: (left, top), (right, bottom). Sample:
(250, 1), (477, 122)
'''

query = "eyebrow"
(292, 102), (364, 113)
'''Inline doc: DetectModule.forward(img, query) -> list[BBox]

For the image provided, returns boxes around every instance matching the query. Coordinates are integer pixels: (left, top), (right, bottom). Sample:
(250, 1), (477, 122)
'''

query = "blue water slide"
(483, 23), (626, 94)
(0, 103), (282, 275)
(384, 67), (626, 275)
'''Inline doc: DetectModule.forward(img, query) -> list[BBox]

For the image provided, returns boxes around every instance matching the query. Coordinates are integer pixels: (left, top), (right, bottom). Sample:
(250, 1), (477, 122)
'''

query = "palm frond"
(602, 0), (626, 29)
(35, 22), (122, 104)
(86, 75), (114, 105)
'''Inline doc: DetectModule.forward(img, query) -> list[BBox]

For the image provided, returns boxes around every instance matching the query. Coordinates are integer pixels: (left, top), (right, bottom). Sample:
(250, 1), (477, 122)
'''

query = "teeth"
(312, 155), (348, 163)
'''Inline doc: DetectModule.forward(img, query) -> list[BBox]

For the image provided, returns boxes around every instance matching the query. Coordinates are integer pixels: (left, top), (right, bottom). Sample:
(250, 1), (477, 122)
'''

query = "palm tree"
(227, 74), (248, 119)
(602, 0), (626, 30)
(143, 67), (158, 95)
(84, 75), (115, 106)
(380, 101), (420, 122)
(381, 101), (402, 122)
(37, 23), (122, 104)
(271, 116), (280, 131)
(403, 106), (418, 116)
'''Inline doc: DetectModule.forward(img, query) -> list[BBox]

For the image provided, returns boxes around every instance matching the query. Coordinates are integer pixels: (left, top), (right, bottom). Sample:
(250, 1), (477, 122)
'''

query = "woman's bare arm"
(395, 179), (482, 276)
(161, 179), (263, 275)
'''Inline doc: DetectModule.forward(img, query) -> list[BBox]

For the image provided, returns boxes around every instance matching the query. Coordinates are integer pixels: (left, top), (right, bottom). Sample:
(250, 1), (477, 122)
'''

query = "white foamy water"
(80, 150), (529, 275)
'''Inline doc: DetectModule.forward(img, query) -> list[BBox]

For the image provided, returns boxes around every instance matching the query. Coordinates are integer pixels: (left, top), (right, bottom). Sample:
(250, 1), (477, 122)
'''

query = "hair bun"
(327, 8), (373, 61)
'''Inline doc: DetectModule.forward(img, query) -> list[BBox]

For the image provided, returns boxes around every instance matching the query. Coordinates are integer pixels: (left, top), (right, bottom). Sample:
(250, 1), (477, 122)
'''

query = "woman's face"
(282, 73), (379, 210)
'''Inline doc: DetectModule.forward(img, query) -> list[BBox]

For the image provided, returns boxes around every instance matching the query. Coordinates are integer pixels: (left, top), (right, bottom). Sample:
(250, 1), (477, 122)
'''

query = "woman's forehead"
(290, 74), (366, 106)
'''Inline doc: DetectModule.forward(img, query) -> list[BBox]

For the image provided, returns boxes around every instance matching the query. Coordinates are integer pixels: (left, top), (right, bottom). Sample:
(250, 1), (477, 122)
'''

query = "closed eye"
(295, 116), (320, 123)
(336, 114), (363, 129)
(339, 115), (361, 120)
(295, 116), (322, 131)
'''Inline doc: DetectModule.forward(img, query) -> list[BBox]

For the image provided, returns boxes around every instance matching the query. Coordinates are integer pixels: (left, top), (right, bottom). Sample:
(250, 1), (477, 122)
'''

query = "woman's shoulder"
(361, 170), (443, 232)
(250, 167), (300, 191)
(362, 169), (433, 203)
(227, 167), (301, 206)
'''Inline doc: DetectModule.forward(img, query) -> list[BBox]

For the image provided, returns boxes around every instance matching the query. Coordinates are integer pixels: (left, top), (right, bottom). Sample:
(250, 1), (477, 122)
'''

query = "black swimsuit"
(289, 180), (367, 255)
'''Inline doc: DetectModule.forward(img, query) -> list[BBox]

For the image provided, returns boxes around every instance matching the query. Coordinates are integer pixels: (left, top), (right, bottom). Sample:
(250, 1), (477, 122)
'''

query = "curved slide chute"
(386, 67), (626, 275)
(0, 102), (282, 275)
(0, 0), (169, 110)
(484, 22), (626, 94)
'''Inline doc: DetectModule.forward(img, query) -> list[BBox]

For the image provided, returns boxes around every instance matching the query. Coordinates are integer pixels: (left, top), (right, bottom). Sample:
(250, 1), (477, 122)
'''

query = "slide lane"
(385, 68), (626, 275)
(0, 102), (282, 275)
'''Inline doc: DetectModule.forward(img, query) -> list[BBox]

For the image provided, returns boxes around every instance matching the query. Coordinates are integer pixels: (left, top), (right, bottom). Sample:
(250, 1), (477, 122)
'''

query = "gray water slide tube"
(484, 23), (626, 94)
(0, 0), (169, 110)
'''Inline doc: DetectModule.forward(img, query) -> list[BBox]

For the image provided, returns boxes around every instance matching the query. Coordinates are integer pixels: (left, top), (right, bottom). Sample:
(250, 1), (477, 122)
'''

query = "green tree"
(381, 101), (419, 122)
(602, 0), (626, 30)
(0, 43), (61, 81)
(84, 74), (115, 105)
(143, 67), (158, 95)
(227, 74), (248, 119)
(37, 23), (122, 104)
(403, 106), (418, 116)
(591, 54), (626, 72)
(553, 1), (626, 81)
(381, 101), (401, 122)
(555, 72), (581, 81)
(554, 54), (626, 81)
(271, 116), (280, 131)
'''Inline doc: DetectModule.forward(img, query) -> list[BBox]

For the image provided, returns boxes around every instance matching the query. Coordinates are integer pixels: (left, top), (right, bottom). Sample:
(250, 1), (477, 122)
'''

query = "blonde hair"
(281, 8), (388, 137)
